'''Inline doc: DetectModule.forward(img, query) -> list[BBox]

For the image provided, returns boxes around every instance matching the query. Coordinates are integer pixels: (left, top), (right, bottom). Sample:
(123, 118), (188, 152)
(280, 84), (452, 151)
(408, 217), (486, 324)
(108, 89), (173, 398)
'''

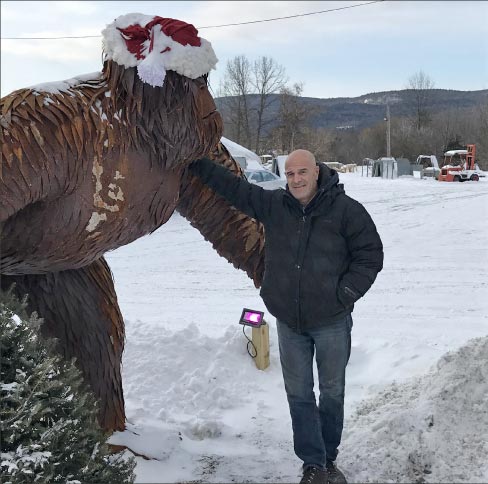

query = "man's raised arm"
(189, 157), (276, 224)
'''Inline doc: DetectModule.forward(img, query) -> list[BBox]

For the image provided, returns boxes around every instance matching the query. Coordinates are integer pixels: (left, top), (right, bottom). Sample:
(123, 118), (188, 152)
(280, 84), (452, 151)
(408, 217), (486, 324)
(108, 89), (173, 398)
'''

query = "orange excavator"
(438, 144), (483, 182)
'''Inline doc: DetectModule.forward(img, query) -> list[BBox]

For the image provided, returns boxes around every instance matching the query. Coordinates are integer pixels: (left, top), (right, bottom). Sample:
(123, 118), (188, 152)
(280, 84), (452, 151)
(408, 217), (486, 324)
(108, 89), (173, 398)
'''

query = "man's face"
(285, 152), (319, 206)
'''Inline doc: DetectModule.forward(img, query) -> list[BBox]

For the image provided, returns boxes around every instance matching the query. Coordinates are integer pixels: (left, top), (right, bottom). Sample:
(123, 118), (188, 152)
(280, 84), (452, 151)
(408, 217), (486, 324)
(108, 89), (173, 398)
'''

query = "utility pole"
(385, 103), (391, 157)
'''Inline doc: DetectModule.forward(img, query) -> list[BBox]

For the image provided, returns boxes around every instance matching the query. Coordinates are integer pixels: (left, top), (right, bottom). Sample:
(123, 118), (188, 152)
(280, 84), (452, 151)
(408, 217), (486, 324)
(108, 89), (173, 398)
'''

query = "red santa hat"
(102, 13), (218, 87)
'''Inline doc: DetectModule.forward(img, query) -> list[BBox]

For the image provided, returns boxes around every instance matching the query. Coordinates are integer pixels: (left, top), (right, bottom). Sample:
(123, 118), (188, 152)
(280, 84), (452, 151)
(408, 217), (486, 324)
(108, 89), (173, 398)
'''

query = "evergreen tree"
(0, 286), (136, 483)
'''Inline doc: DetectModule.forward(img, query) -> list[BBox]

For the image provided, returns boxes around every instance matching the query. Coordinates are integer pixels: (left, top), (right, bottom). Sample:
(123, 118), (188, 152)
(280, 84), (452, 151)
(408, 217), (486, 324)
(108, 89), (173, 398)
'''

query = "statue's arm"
(177, 143), (265, 287)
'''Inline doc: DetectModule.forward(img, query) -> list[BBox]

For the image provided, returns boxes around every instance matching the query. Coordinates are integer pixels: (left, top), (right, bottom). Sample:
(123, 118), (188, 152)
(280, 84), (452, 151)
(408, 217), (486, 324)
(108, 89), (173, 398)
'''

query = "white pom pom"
(137, 59), (166, 87)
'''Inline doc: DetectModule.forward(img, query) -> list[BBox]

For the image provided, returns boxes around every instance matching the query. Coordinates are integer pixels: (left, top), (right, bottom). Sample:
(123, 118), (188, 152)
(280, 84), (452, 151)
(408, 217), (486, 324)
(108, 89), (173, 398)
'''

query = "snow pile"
(121, 323), (266, 428)
(341, 336), (488, 483)
(109, 320), (290, 483)
(221, 136), (262, 168)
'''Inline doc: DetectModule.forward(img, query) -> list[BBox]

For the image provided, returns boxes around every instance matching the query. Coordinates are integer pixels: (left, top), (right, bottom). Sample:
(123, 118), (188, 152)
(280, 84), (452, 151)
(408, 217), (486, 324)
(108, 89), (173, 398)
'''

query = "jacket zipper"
(295, 209), (307, 333)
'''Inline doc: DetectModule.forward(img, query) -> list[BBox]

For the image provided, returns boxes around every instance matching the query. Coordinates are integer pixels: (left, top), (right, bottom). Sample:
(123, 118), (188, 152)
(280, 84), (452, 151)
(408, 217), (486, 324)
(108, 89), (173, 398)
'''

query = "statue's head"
(101, 13), (223, 168)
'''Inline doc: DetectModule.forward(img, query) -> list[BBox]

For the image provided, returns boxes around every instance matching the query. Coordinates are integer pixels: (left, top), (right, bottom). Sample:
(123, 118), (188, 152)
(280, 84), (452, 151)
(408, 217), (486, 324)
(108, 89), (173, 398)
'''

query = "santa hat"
(102, 13), (218, 87)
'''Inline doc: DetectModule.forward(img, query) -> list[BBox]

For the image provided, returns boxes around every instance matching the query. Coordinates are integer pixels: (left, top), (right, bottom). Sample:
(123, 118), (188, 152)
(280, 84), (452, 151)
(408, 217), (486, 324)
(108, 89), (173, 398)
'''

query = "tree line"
(216, 57), (488, 169)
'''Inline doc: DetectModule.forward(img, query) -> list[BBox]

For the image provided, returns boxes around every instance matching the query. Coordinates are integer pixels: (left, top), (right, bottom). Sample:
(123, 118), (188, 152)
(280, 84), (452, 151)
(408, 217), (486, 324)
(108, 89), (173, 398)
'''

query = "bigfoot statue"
(0, 13), (264, 431)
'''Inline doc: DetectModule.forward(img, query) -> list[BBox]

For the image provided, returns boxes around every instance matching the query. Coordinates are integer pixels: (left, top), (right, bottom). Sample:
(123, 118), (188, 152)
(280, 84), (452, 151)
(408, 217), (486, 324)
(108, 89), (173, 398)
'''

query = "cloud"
(1, 37), (101, 62)
(50, 0), (100, 15)
(1, 1), (102, 33)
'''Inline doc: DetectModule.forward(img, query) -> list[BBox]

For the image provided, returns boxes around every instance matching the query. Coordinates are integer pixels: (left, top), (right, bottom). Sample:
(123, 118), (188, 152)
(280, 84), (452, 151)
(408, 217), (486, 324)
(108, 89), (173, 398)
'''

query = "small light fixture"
(238, 308), (265, 328)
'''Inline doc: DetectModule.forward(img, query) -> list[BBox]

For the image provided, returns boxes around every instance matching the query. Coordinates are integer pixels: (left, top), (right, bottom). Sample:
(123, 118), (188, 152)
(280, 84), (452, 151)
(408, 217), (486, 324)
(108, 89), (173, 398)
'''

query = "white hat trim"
(101, 13), (218, 85)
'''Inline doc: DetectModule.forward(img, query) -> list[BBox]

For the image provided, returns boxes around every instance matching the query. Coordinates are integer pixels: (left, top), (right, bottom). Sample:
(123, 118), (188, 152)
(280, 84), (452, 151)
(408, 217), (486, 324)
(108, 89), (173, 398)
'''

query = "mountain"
(215, 89), (488, 131)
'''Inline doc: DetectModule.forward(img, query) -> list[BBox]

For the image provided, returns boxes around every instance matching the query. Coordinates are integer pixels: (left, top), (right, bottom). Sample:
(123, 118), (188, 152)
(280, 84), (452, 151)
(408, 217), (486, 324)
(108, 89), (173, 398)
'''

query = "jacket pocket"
(337, 283), (360, 308)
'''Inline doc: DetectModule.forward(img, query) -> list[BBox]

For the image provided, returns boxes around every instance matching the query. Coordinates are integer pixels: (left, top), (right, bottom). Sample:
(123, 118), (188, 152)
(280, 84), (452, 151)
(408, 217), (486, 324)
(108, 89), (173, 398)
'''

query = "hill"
(215, 88), (488, 131)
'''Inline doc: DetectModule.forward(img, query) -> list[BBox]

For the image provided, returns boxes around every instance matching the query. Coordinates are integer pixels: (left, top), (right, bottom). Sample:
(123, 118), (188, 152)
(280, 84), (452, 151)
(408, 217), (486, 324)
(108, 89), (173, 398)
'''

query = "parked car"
(244, 168), (287, 190)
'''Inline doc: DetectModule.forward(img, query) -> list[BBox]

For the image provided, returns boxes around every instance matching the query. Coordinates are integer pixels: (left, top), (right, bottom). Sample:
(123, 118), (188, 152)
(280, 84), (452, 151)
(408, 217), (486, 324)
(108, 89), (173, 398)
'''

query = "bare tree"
(302, 127), (336, 161)
(433, 108), (456, 153)
(276, 83), (308, 153)
(407, 70), (435, 131)
(475, 100), (488, 168)
(219, 55), (252, 146)
(358, 123), (388, 160)
(251, 56), (287, 154)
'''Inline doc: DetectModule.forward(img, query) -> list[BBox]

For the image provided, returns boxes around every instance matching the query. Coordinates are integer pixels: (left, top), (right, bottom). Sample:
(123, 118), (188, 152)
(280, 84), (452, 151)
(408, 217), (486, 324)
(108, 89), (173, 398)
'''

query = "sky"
(1, 1), (487, 99)
(97, 169), (487, 483)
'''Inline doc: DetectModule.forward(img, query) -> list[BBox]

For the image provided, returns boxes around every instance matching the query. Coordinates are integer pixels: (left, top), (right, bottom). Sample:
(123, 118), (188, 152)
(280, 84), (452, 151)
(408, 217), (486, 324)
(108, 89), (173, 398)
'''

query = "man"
(189, 150), (383, 484)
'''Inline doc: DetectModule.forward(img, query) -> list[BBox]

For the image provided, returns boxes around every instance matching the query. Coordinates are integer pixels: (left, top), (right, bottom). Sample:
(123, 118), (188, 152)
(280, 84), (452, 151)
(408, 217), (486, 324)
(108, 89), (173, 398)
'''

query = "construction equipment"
(438, 144), (483, 182)
(415, 154), (440, 178)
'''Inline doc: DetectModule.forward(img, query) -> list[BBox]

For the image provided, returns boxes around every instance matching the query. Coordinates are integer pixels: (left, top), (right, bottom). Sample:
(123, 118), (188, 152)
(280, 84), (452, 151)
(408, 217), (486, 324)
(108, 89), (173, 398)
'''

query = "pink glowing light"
(245, 311), (262, 323)
(239, 308), (265, 327)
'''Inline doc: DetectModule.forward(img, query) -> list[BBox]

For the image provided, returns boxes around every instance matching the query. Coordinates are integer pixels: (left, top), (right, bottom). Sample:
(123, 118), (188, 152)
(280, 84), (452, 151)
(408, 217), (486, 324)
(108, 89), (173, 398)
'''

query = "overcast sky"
(1, 1), (487, 99)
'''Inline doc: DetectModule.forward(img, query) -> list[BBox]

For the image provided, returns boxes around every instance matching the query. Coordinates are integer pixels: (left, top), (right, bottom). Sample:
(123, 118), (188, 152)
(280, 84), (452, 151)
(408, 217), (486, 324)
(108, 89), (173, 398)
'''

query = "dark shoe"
(326, 461), (347, 484)
(300, 466), (328, 484)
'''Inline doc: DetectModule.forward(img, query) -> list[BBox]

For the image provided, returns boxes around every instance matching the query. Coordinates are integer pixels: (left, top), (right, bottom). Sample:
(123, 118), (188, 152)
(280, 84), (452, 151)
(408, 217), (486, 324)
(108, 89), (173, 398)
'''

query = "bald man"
(190, 150), (383, 484)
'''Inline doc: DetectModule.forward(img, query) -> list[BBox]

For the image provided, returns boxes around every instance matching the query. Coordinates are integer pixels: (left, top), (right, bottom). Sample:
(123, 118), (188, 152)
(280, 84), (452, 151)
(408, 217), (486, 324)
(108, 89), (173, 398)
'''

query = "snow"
(105, 173), (488, 482)
(341, 336), (488, 483)
(444, 150), (468, 156)
(101, 13), (218, 85)
(1, 448), (52, 474)
(220, 137), (262, 169)
(29, 72), (101, 94)
(11, 314), (22, 326)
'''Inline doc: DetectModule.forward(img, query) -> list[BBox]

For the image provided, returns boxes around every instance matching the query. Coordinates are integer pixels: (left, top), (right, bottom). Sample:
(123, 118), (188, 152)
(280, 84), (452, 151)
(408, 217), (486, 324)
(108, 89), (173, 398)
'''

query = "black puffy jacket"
(190, 158), (384, 333)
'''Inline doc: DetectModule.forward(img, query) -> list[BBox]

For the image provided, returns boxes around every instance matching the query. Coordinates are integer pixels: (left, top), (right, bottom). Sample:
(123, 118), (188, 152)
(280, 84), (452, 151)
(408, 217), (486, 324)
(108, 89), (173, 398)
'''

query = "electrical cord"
(242, 325), (257, 358)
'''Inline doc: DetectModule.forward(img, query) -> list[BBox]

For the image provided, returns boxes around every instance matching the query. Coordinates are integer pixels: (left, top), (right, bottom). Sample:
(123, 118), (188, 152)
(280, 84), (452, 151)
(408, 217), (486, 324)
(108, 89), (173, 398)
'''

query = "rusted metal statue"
(0, 13), (264, 432)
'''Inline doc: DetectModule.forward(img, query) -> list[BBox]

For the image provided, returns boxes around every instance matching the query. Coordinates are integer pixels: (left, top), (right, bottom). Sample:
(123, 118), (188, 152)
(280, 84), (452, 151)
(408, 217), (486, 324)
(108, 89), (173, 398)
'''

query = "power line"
(1, 1), (384, 40)
(198, 1), (384, 29)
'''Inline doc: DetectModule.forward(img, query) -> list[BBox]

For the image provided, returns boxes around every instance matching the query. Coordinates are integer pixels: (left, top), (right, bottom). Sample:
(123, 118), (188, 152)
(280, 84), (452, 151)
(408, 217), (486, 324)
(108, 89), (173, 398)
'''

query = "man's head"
(284, 150), (319, 206)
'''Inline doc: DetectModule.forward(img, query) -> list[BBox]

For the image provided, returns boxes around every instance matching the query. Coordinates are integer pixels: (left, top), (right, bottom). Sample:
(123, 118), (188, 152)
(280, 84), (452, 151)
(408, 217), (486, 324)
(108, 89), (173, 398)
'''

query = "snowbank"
(341, 336), (488, 483)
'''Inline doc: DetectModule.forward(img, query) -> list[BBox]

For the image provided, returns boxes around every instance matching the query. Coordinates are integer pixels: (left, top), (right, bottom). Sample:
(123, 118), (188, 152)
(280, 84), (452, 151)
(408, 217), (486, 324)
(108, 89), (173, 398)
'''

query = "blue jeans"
(277, 314), (352, 470)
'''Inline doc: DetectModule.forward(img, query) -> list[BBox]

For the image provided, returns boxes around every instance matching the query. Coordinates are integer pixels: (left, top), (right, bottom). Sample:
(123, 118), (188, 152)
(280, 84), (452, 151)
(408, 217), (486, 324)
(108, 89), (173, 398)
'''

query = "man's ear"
(315, 165), (319, 179)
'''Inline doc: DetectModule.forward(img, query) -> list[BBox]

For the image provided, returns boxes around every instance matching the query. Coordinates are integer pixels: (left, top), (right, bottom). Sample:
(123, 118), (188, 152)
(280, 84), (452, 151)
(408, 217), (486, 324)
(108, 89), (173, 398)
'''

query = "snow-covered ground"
(106, 172), (488, 483)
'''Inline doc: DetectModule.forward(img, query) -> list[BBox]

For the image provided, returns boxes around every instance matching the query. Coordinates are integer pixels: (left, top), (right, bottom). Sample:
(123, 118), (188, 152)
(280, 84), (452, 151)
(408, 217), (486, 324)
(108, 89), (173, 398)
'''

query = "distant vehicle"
(271, 155), (288, 180)
(415, 154), (440, 178)
(438, 144), (484, 182)
(323, 162), (344, 171)
(322, 162), (358, 173)
(259, 154), (273, 168)
(244, 168), (286, 190)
